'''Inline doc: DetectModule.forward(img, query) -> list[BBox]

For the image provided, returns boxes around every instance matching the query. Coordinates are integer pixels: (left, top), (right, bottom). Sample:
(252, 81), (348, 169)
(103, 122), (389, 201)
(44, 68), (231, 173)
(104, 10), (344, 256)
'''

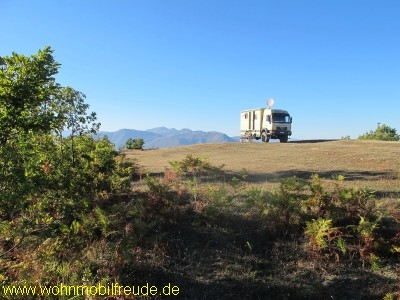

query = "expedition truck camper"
(240, 100), (292, 143)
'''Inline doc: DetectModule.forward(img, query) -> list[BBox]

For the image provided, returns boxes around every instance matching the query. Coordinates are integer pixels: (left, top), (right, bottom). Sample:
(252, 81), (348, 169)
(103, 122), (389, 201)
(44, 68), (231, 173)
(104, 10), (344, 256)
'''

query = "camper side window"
(244, 113), (248, 119)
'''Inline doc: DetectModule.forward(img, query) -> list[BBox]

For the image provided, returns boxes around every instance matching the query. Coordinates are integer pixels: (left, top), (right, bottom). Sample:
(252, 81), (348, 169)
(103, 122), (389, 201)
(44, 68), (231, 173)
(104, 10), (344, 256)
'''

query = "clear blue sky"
(1, 0), (399, 139)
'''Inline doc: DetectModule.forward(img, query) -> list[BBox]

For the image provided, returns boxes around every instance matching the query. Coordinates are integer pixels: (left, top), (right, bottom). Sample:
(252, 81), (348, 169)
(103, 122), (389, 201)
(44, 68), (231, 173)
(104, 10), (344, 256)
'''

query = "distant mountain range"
(95, 127), (238, 149)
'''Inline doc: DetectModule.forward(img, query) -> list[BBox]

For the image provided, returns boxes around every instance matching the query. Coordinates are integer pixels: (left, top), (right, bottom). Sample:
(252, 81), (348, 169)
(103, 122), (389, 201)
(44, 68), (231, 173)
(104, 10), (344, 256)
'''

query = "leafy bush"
(358, 123), (399, 141)
(169, 154), (224, 180)
(0, 48), (138, 292)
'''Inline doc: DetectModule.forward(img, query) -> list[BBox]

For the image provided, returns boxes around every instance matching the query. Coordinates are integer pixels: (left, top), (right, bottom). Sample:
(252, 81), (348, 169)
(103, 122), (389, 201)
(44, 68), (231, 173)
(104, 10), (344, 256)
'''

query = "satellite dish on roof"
(266, 98), (275, 108)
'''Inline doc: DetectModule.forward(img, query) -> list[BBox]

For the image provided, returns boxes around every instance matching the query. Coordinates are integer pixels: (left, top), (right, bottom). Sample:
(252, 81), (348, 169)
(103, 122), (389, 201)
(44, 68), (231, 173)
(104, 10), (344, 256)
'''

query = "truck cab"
(262, 109), (292, 143)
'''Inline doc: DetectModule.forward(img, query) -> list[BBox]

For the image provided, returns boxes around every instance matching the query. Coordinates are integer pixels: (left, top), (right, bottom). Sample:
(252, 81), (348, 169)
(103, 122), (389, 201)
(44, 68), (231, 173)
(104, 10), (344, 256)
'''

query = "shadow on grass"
(288, 139), (339, 144)
(118, 205), (398, 300)
(246, 169), (396, 183)
(151, 168), (396, 186)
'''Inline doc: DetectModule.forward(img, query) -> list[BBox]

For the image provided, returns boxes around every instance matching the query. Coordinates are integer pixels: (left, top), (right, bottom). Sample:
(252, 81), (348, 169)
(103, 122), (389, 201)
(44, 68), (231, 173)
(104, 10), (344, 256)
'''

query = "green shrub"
(358, 123), (399, 141)
(169, 154), (224, 181)
(262, 176), (308, 233)
(0, 48), (140, 290)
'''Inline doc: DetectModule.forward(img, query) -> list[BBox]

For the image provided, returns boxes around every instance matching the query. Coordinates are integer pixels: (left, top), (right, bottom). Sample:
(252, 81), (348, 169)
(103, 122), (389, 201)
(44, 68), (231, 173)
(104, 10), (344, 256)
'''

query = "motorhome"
(240, 102), (292, 143)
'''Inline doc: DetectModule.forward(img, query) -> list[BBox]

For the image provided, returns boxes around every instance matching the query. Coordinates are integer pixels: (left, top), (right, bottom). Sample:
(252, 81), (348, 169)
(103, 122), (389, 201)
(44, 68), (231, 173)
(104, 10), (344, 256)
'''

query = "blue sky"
(1, 0), (399, 139)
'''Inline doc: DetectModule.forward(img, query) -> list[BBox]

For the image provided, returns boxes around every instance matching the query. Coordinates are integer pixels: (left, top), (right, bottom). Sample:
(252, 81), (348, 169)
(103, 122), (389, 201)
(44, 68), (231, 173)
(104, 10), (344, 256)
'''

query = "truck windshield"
(272, 114), (290, 123)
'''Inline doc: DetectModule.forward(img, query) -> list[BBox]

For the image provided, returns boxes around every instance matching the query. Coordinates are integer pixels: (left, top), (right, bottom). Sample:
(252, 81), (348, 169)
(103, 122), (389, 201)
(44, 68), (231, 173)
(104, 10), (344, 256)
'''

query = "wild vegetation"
(124, 138), (145, 150)
(1, 48), (399, 299)
(0, 47), (135, 298)
(358, 123), (400, 141)
(125, 141), (400, 299)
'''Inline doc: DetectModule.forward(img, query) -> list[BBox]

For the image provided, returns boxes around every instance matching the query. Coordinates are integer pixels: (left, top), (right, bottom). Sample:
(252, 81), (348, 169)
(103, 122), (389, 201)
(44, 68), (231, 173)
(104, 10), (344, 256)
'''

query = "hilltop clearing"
(127, 140), (400, 198)
(120, 140), (400, 299)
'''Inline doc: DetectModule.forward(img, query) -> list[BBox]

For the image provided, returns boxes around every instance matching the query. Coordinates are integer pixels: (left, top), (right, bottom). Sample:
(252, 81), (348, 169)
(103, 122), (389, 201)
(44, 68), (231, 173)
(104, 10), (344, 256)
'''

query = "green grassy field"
(122, 140), (400, 299)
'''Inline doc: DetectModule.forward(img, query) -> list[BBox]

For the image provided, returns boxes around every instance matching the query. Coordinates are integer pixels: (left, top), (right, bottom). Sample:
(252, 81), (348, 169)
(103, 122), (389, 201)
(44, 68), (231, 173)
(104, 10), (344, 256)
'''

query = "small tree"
(0, 46), (61, 146)
(125, 138), (144, 150)
(358, 123), (399, 141)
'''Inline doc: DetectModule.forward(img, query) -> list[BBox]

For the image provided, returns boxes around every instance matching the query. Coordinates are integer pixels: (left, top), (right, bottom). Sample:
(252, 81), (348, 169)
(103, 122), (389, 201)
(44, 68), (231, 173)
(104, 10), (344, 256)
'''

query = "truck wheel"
(279, 136), (288, 143)
(261, 132), (269, 143)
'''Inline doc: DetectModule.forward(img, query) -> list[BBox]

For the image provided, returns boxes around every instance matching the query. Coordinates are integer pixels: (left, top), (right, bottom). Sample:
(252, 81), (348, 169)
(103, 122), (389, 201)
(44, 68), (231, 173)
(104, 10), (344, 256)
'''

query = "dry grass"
(127, 140), (400, 201)
(122, 140), (400, 299)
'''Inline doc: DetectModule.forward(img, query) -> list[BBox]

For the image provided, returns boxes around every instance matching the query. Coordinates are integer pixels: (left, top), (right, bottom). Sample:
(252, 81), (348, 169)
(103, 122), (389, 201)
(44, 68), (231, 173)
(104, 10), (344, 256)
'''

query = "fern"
(305, 218), (333, 250)
(94, 206), (109, 236)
